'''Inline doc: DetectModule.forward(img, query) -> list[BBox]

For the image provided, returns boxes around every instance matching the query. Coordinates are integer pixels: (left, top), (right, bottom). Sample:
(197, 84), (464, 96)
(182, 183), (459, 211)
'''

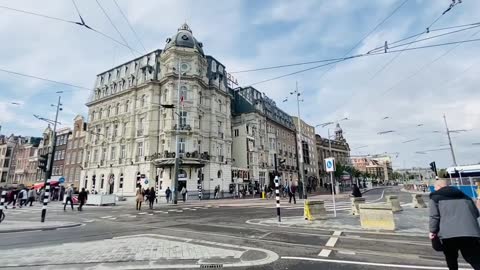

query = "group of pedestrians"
(3, 187), (37, 208)
(135, 187), (157, 210)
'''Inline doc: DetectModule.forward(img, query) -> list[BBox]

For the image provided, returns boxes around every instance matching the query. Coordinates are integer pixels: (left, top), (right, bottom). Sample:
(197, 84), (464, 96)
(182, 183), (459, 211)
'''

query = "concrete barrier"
(412, 194), (427, 208)
(386, 195), (403, 212)
(351, 197), (366, 216)
(304, 200), (327, 220)
(359, 203), (396, 231)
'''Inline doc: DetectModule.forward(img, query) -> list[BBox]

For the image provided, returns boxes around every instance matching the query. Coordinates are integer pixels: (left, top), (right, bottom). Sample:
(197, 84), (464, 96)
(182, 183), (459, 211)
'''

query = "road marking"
(318, 231), (341, 257)
(282, 256), (471, 269)
(83, 219), (95, 223)
(258, 232), (272, 239)
(100, 216), (113, 219)
(337, 250), (356, 255)
(318, 249), (332, 257)
(148, 213), (154, 216)
(138, 212), (147, 215)
(370, 189), (387, 203)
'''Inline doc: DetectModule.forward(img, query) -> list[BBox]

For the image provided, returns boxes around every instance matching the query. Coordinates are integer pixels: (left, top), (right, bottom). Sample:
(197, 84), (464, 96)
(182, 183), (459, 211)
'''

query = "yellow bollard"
(304, 199), (313, 221)
(262, 191), (266, 199)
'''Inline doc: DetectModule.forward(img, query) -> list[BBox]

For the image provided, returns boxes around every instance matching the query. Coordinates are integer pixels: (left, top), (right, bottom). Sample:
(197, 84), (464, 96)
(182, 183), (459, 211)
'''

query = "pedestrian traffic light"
(38, 154), (48, 171)
(429, 161), (438, 176)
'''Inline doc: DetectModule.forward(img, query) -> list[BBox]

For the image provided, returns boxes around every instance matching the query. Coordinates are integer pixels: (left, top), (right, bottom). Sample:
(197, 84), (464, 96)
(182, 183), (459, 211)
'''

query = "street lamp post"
(292, 82), (306, 199)
(41, 93), (62, 222)
(443, 114), (458, 166)
(172, 61), (183, 205)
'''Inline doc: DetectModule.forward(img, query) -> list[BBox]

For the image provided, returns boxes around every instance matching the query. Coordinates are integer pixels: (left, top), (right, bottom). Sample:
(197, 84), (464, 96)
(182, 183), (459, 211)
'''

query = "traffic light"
(38, 154), (48, 172)
(429, 161), (438, 176)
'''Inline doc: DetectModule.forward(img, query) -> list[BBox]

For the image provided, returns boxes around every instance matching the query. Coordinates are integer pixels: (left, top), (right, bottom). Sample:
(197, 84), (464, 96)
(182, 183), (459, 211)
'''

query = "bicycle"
(0, 211), (5, 223)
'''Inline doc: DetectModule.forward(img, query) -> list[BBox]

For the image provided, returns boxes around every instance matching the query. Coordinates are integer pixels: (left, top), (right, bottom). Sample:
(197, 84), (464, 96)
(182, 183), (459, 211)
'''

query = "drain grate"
(200, 264), (223, 269)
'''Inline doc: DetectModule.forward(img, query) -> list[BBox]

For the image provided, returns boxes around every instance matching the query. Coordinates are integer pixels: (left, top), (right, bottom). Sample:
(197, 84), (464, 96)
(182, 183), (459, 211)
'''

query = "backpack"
(18, 191), (24, 199)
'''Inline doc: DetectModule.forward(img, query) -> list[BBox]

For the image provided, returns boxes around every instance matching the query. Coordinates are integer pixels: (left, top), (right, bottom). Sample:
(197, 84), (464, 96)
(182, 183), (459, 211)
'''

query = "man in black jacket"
(429, 180), (480, 270)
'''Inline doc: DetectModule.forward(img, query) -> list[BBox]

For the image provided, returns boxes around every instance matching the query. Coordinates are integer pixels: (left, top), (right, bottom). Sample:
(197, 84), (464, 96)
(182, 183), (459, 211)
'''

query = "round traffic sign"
(144, 179), (149, 185)
(327, 160), (333, 169)
(59, 177), (65, 183)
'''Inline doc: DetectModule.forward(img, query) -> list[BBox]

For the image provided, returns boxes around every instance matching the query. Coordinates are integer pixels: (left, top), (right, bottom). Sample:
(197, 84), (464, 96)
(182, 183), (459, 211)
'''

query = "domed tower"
(335, 123), (345, 141)
(163, 23), (204, 55)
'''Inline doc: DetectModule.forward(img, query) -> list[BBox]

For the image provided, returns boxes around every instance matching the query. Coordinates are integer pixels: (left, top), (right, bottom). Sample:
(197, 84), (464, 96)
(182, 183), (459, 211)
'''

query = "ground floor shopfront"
(80, 158), (232, 198)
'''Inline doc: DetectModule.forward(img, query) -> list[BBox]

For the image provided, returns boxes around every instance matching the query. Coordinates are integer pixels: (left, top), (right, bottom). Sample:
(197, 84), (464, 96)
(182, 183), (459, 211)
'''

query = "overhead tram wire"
(0, 3), (136, 54)
(369, 1), (462, 80)
(379, 26), (480, 97)
(244, 37), (480, 87)
(310, 0), (410, 83)
(112, 0), (147, 53)
(0, 67), (91, 91)
(229, 20), (480, 75)
(94, 0), (138, 56)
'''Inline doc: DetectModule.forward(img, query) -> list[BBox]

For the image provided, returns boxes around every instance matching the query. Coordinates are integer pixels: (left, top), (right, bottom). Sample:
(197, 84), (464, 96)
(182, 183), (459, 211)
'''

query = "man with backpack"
(429, 179), (480, 269)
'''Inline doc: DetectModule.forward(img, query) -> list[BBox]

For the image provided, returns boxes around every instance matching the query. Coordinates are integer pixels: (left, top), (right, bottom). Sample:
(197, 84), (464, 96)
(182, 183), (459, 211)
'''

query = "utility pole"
(443, 114), (458, 166)
(41, 94), (62, 222)
(172, 61), (182, 204)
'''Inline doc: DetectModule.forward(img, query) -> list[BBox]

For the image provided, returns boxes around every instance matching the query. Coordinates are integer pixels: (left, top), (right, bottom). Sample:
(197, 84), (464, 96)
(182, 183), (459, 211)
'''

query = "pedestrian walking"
(27, 188), (36, 206)
(148, 187), (156, 209)
(288, 181), (297, 204)
(429, 180), (480, 270)
(18, 188), (27, 208)
(181, 187), (187, 202)
(77, 188), (87, 211)
(144, 188), (150, 203)
(351, 184), (362, 198)
(135, 188), (143, 210)
(165, 187), (171, 203)
(64, 184), (74, 211)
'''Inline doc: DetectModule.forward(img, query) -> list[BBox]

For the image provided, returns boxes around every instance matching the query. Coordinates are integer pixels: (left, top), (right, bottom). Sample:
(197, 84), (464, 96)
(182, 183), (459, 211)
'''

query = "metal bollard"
(275, 176), (281, 222)
(0, 190), (6, 223)
(41, 181), (51, 222)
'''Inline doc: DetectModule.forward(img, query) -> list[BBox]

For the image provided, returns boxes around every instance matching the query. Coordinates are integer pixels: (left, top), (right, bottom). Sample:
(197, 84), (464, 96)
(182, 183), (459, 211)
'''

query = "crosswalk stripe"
(100, 216), (113, 219)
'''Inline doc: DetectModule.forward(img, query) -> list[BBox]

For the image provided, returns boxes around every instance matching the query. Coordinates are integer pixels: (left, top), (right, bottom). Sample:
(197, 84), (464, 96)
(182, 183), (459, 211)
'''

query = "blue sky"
(1, 0), (480, 169)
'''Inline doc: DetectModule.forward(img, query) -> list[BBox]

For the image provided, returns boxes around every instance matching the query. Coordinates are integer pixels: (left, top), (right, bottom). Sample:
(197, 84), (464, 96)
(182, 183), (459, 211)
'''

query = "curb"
(246, 218), (426, 237)
(361, 187), (391, 194)
(0, 223), (82, 234)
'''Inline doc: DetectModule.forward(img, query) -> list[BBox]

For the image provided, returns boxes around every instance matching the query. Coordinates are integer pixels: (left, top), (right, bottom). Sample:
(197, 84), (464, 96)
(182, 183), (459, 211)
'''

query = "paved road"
(1, 187), (463, 269)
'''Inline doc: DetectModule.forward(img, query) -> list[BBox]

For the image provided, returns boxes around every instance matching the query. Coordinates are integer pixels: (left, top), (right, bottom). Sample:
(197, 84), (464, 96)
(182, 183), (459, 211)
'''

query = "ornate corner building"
(80, 24), (232, 196)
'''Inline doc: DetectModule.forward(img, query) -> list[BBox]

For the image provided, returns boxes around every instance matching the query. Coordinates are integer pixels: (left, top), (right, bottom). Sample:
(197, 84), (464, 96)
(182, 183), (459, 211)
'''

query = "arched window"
(91, 110), (96, 121)
(99, 108), (103, 119)
(107, 106), (111, 117)
(180, 86), (187, 101)
(115, 103), (120, 115)
(141, 95), (146, 107)
(217, 170), (222, 179)
(100, 174), (105, 189)
(125, 100), (130, 113)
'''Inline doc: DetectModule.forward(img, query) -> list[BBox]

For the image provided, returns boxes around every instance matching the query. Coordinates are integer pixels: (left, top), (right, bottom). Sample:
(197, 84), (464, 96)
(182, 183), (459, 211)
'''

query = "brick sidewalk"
(0, 234), (278, 269)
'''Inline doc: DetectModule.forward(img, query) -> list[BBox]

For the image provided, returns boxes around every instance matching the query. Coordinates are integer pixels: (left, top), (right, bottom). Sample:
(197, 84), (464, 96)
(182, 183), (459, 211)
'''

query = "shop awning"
(153, 158), (206, 168)
(33, 181), (60, 190)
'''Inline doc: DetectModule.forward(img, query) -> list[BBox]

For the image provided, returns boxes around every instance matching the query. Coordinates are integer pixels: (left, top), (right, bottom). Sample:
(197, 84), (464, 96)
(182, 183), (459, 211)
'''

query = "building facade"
(352, 155), (394, 182)
(316, 124), (350, 186)
(51, 128), (71, 181)
(64, 115), (87, 188)
(232, 87), (298, 188)
(12, 137), (41, 185)
(81, 24), (233, 197)
(292, 116), (319, 188)
(0, 135), (16, 184)
(231, 87), (269, 193)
